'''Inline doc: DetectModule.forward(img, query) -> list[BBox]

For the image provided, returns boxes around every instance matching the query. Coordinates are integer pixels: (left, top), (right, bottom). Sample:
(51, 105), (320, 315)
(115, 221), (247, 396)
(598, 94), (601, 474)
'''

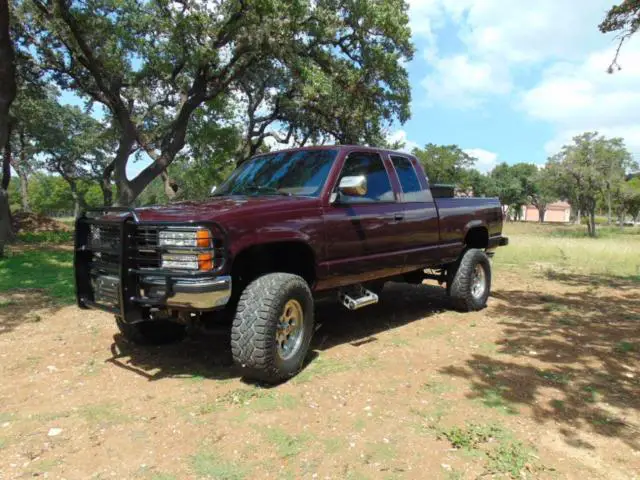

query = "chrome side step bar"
(339, 285), (379, 310)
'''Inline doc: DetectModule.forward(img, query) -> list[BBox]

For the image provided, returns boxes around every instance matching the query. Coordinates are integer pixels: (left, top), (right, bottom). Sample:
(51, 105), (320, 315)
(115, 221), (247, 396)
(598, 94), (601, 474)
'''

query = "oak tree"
(20, 0), (413, 205)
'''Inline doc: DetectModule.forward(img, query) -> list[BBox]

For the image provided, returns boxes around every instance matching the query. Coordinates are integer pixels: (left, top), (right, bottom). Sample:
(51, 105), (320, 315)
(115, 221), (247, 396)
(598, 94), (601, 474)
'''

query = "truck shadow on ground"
(440, 273), (640, 451)
(106, 282), (449, 382)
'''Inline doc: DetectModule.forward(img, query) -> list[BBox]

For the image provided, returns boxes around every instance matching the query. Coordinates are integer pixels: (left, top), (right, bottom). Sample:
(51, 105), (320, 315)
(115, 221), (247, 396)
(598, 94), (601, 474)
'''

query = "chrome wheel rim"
(471, 264), (486, 300)
(276, 299), (304, 361)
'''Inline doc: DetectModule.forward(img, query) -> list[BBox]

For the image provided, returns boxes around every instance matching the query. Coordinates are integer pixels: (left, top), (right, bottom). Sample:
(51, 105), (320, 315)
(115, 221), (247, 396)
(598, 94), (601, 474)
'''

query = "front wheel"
(447, 249), (492, 312)
(230, 273), (315, 384)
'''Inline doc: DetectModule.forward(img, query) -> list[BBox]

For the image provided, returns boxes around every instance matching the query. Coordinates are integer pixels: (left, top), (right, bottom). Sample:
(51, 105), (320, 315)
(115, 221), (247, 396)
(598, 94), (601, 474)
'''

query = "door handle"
(394, 214), (405, 222)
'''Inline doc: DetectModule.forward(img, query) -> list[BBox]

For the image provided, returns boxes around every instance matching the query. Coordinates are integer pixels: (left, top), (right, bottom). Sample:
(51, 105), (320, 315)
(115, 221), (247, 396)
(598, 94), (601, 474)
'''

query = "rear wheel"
(447, 249), (491, 312)
(230, 273), (314, 384)
(115, 317), (186, 345)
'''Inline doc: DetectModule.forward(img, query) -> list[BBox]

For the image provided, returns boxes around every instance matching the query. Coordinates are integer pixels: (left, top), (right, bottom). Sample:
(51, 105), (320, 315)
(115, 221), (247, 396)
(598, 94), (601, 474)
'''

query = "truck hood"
(132, 195), (321, 223)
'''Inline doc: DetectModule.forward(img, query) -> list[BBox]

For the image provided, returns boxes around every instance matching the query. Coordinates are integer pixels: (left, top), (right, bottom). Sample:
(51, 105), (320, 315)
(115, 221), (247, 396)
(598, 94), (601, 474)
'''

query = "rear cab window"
(390, 155), (431, 202)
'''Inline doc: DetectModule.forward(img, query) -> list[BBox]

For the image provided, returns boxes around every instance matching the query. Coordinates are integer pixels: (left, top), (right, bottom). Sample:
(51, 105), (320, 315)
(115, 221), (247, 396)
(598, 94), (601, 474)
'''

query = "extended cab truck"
(74, 146), (508, 383)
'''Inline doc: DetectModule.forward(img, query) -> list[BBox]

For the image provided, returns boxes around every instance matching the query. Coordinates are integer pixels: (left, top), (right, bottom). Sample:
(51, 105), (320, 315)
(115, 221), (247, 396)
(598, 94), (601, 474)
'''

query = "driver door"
(323, 151), (405, 287)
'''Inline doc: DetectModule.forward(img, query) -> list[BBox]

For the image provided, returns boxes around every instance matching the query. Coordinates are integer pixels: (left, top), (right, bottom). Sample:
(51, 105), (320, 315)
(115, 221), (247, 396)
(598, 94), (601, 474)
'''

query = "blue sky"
(392, 0), (640, 172)
(59, 0), (640, 178)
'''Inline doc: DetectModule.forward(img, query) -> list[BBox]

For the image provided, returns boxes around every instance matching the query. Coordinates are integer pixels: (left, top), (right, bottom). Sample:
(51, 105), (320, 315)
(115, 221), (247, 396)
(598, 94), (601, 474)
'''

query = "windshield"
(214, 149), (338, 197)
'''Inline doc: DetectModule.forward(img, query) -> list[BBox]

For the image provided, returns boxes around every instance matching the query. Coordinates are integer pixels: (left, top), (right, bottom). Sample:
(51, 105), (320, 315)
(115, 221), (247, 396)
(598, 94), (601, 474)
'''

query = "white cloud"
(422, 55), (511, 108)
(464, 148), (498, 173)
(521, 38), (640, 154)
(387, 129), (420, 153)
(413, 0), (617, 108)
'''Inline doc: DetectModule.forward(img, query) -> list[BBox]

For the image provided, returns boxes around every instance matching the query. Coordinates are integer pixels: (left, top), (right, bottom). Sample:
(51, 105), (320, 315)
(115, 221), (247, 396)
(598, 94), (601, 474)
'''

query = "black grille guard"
(74, 207), (229, 321)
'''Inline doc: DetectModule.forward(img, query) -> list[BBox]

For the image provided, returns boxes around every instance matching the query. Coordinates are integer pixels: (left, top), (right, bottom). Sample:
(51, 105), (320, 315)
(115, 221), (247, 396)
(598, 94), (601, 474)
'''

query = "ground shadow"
(0, 247), (75, 335)
(440, 272), (640, 450)
(106, 281), (449, 383)
(544, 269), (639, 291)
(312, 282), (447, 351)
(107, 328), (240, 382)
(0, 290), (70, 336)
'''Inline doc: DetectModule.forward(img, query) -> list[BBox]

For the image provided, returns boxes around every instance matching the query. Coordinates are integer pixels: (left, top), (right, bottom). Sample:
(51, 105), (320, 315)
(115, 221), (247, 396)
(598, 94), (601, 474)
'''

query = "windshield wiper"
(241, 185), (292, 196)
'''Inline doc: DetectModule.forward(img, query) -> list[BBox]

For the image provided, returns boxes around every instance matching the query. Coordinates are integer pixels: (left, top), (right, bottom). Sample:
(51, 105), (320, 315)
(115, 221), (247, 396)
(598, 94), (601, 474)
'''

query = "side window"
(337, 152), (394, 203)
(391, 156), (430, 202)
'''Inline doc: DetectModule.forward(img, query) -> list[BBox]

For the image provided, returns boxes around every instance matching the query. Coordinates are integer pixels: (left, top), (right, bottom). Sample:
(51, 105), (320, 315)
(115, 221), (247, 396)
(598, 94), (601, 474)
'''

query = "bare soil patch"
(11, 212), (71, 234)
(0, 268), (638, 479)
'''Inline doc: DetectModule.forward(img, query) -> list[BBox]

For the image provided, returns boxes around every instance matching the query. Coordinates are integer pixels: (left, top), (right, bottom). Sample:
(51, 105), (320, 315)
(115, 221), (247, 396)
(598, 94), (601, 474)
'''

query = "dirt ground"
(0, 267), (638, 479)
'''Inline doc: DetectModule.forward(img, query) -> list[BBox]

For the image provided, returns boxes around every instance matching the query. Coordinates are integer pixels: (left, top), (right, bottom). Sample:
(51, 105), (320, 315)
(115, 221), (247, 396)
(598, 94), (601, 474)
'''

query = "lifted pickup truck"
(75, 146), (508, 383)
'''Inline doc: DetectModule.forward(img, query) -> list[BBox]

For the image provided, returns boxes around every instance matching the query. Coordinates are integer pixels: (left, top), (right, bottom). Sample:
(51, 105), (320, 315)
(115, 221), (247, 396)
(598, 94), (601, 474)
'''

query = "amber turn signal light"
(198, 253), (214, 271)
(196, 229), (212, 248)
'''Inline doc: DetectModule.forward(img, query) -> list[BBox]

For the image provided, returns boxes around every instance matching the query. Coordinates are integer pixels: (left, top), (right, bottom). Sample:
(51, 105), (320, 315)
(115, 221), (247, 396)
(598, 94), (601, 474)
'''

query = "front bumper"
(140, 275), (232, 309)
(74, 208), (230, 322)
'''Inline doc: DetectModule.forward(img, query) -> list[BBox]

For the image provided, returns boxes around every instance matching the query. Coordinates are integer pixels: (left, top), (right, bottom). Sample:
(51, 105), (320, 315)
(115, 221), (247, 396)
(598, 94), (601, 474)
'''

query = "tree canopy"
(18, 0), (414, 205)
(548, 132), (636, 236)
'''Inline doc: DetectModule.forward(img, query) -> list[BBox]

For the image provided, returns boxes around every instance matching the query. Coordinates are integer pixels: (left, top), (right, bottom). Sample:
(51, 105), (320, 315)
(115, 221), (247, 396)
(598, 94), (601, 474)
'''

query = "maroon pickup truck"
(75, 145), (508, 383)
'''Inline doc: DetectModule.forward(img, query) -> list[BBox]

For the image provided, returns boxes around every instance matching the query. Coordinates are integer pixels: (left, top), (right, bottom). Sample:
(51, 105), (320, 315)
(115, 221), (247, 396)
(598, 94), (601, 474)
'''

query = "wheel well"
(464, 227), (489, 249)
(231, 241), (316, 288)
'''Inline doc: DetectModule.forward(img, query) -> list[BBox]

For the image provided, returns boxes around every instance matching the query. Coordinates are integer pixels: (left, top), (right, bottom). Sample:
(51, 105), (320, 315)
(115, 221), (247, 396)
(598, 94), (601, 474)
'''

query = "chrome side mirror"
(338, 175), (367, 197)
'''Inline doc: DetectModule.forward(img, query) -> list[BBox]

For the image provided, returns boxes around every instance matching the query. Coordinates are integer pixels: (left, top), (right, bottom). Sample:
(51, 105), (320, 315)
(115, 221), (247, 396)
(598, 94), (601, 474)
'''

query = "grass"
(536, 369), (572, 385)
(148, 474), (178, 480)
(292, 356), (353, 383)
(497, 222), (640, 278)
(473, 386), (519, 415)
(0, 298), (16, 307)
(363, 440), (396, 463)
(421, 380), (455, 395)
(199, 388), (298, 415)
(486, 439), (534, 477)
(0, 249), (74, 303)
(437, 423), (505, 450)
(190, 452), (247, 480)
(263, 427), (310, 459)
(614, 341), (637, 354)
(437, 422), (536, 477)
(17, 231), (73, 244)
(583, 385), (600, 404)
(76, 403), (131, 426)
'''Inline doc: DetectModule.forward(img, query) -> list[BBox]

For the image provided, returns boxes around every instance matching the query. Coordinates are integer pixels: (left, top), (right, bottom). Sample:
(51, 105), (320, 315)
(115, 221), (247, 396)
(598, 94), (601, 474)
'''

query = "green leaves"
(413, 143), (476, 185)
(16, 0), (414, 204)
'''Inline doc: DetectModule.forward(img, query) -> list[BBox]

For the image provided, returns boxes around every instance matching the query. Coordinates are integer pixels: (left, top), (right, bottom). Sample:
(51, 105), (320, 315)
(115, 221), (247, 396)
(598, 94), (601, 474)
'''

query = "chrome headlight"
(161, 253), (200, 270)
(159, 228), (214, 271)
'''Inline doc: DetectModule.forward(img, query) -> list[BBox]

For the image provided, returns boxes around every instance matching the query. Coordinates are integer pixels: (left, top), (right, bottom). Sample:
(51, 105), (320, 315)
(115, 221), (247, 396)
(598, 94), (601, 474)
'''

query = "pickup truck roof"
(243, 144), (418, 161)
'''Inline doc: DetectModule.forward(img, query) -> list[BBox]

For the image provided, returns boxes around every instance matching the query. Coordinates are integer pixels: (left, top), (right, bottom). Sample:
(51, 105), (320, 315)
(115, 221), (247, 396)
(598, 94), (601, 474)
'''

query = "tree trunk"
(161, 171), (178, 200)
(101, 182), (112, 207)
(70, 186), (86, 219)
(17, 169), (29, 211)
(0, 0), (16, 257)
(575, 208), (581, 225)
(588, 210), (596, 237)
(0, 125), (12, 257)
(0, 0), (16, 153)
(0, 141), (12, 257)
(538, 207), (546, 223)
(101, 160), (115, 206)
(606, 191), (612, 225)
(0, 188), (10, 257)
